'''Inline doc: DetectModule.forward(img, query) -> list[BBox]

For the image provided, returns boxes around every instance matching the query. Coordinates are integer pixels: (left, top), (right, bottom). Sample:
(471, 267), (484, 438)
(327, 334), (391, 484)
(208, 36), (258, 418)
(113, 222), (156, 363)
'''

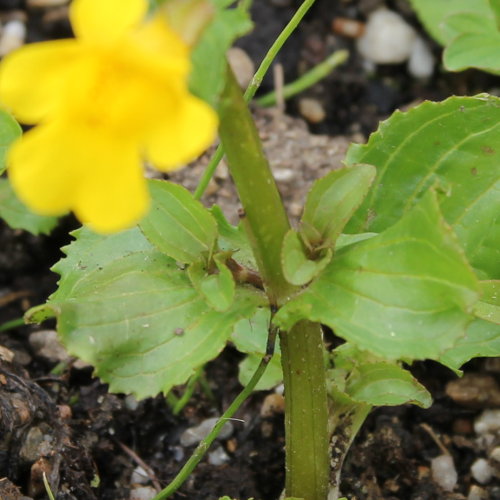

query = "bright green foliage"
(139, 180), (218, 264)
(232, 308), (282, 390)
(345, 95), (500, 280)
(409, 0), (500, 73)
(281, 229), (332, 285)
(408, 0), (491, 45)
(190, 0), (252, 108)
(34, 227), (265, 399)
(0, 179), (58, 235)
(188, 252), (235, 311)
(0, 109), (21, 175)
(329, 345), (431, 408)
(275, 191), (480, 361)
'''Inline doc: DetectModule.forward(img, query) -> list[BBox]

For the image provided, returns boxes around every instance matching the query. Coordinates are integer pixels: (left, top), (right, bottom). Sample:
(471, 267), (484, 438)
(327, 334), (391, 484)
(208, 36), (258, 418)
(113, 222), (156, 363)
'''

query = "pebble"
(298, 97), (327, 124)
(260, 393), (285, 417)
(273, 168), (295, 182)
(125, 394), (139, 411)
(0, 345), (14, 362)
(446, 374), (500, 408)
(129, 486), (157, 500)
(470, 458), (494, 484)
(27, 0), (69, 7)
(467, 485), (489, 500)
(131, 466), (150, 485)
(357, 8), (416, 64)
(474, 409), (500, 434)
(227, 47), (255, 89)
(208, 445), (230, 466)
(430, 454), (458, 492)
(407, 36), (435, 79)
(29, 330), (70, 363)
(332, 17), (365, 38)
(0, 19), (26, 57)
(179, 417), (233, 447)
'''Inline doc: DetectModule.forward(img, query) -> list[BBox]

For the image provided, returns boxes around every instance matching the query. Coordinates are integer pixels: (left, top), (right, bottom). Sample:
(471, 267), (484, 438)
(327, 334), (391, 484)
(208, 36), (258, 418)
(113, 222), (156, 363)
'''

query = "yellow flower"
(0, 0), (217, 233)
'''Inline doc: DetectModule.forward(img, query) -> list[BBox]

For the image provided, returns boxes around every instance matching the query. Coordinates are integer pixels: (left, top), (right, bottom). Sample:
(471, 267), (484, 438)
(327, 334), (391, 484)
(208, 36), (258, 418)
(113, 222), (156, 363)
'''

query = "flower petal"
(146, 95), (217, 171)
(74, 140), (149, 234)
(7, 123), (79, 215)
(0, 40), (80, 124)
(70, 0), (148, 43)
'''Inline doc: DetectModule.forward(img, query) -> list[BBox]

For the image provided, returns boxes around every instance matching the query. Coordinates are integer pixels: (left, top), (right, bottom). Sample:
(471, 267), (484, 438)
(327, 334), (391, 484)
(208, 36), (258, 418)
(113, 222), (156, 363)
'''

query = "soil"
(1, 1), (500, 500)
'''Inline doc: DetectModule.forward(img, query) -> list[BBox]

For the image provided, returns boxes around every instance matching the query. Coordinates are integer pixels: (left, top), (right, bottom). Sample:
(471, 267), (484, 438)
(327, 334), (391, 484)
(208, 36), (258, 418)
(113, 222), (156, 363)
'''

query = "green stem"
(0, 317), (25, 332)
(218, 68), (330, 500)
(256, 49), (349, 107)
(151, 328), (277, 500)
(194, 0), (317, 200)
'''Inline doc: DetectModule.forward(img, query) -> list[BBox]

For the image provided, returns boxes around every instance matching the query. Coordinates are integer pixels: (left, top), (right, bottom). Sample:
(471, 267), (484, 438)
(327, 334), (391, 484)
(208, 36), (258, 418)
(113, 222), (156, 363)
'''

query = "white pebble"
(129, 486), (157, 500)
(29, 330), (70, 363)
(125, 394), (139, 411)
(357, 8), (416, 64)
(273, 168), (295, 182)
(431, 454), (458, 492)
(407, 36), (435, 79)
(471, 458), (494, 484)
(474, 409), (500, 434)
(180, 417), (233, 447)
(0, 20), (26, 57)
(208, 445), (230, 466)
(298, 97), (327, 123)
(468, 485), (489, 500)
(131, 466), (150, 485)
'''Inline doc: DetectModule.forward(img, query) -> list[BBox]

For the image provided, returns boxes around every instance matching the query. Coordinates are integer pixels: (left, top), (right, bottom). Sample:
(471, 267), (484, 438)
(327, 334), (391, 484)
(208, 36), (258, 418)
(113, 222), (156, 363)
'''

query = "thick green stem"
(218, 68), (330, 500)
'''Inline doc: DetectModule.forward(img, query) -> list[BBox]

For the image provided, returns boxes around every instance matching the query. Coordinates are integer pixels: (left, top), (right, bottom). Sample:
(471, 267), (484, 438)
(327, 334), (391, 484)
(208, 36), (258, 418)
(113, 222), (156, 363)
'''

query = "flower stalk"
(218, 67), (330, 500)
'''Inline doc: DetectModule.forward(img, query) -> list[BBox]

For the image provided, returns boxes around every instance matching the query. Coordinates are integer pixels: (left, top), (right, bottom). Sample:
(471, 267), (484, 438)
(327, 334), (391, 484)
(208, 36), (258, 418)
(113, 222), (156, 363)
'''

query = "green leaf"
(408, 0), (491, 45)
(281, 229), (332, 286)
(491, 0), (500, 28)
(441, 317), (500, 370)
(335, 232), (377, 251)
(300, 164), (376, 248)
(0, 109), (21, 174)
(0, 179), (58, 235)
(188, 252), (235, 311)
(474, 280), (500, 324)
(139, 180), (217, 264)
(210, 205), (257, 270)
(275, 191), (480, 361)
(190, 0), (252, 108)
(345, 363), (432, 408)
(45, 228), (265, 398)
(238, 353), (282, 390)
(345, 95), (500, 280)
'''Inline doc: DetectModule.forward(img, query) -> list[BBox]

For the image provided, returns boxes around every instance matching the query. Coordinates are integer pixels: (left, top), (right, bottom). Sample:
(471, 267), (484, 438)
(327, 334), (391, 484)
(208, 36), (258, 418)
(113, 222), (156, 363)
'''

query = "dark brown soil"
(1, 1), (500, 499)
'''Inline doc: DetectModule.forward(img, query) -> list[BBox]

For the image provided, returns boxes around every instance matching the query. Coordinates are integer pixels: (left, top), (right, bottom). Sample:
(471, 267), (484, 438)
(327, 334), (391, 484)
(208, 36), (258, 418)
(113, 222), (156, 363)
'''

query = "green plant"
(1, 1), (499, 500)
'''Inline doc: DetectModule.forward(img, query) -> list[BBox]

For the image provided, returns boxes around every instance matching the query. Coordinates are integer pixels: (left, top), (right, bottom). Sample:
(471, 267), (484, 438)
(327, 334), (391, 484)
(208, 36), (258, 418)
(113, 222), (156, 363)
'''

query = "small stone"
(467, 485), (489, 500)
(27, 0), (69, 7)
(0, 345), (14, 362)
(474, 409), (500, 434)
(227, 47), (255, 89)
(332, 17), (365, 38)
(260, 393), (285, 417)
(407, 36), (435, 79)
(29, 330), (70, 363)
(470, 458), (494, 484)
(208, 445), (230, 466)
(357, 8), (416, 64)
(431, 454), (458, 492)
(298, 97), (326, 124)
(490, 446), (500, 464)
(0, 19), (26, 57)
(131, 466), (150, 485)
(273, 168), (295, 182)
(179, 417), (233, 447)
(125, 394), (139, 411)
(446, 374), (500, 408)
(129, 486), (157, 500)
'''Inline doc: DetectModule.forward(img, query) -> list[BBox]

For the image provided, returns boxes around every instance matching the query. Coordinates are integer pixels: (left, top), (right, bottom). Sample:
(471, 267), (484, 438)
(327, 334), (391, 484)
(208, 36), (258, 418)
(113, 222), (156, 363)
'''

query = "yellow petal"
(73, 136), (149, 234)
(0, 40), (80, 124)
(7, 123), (79, 215)
(70, 0), (148, 44)
(146, 95), (218, 171)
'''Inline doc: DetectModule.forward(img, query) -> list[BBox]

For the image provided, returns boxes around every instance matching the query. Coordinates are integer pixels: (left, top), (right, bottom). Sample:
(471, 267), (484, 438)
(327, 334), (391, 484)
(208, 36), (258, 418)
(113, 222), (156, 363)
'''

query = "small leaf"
(275, 191), (480, 361)
(335, 232), (377, 251)
(139, 180), (217, 264)
(46, 228), (265, 399)
(238, 353), (282, 391)
(490, 0), (500, 29)
(345, 95), (500, 280)
(188, 252), (235, 311)
(281, 229), (332, 286)
(300, 164), (376, 248)
(345, 363), (432, 408)
(232, 307), (273, 354)
(189, 0), (252, 108)
(0, 109), (21, 174)
(0, 179), (58, 235)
